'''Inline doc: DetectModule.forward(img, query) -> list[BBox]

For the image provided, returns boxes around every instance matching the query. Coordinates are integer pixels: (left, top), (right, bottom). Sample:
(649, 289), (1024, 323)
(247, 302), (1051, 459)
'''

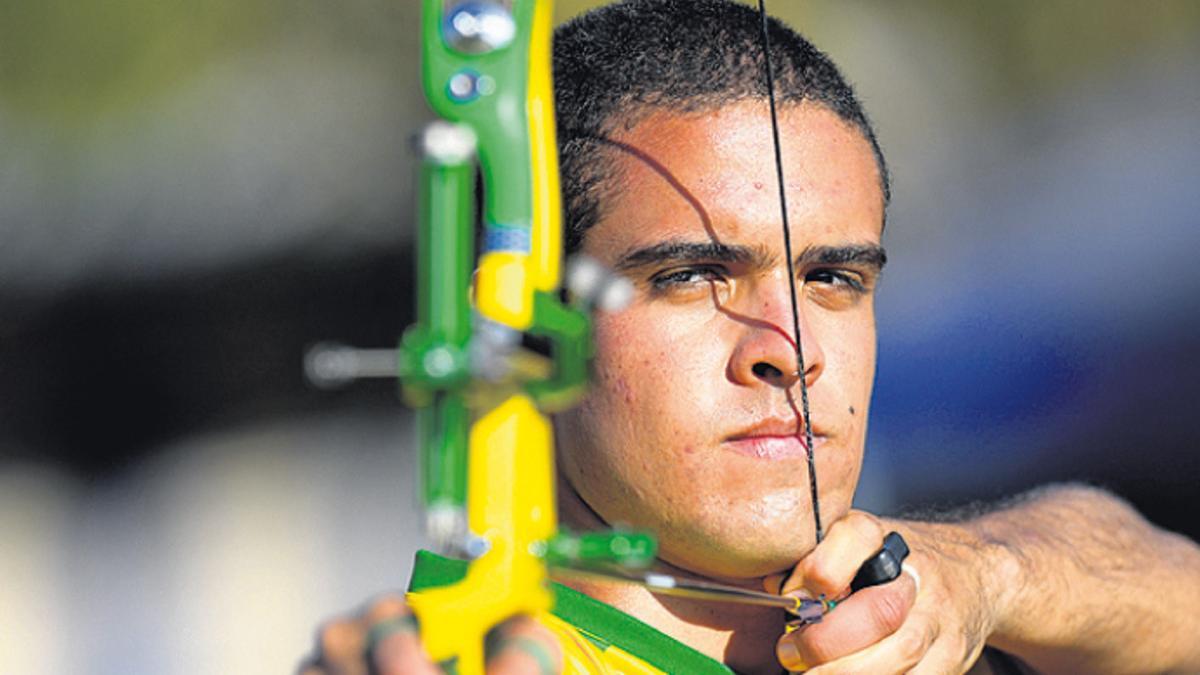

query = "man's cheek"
(611, 375), (636, 405)
(591, 309), (646, 352)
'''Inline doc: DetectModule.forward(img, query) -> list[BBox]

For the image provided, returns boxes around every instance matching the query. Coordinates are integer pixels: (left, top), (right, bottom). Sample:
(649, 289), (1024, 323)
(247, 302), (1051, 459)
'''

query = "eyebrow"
(796, 243), (888, 270)
(613, 239), (887, 272)
(613, 241), (763, 271)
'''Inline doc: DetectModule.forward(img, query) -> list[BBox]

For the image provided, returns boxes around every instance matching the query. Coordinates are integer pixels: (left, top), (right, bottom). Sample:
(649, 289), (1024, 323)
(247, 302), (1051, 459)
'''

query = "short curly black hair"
(553, 0), (890, 254)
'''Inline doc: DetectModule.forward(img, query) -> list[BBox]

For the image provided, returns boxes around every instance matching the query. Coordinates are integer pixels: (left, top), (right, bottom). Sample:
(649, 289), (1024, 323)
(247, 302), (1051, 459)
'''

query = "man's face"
(556, 102), (886, 581)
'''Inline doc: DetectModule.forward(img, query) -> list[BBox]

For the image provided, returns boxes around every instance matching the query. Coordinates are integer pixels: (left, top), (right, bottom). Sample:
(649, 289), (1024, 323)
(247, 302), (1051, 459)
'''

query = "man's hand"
(769, 511), (1008, 674)
(301, 595), (562, 675)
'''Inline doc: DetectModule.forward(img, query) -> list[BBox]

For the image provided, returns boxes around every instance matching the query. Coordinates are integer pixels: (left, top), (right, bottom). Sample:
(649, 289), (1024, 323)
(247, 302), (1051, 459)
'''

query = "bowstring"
(756, 0), (823, 544)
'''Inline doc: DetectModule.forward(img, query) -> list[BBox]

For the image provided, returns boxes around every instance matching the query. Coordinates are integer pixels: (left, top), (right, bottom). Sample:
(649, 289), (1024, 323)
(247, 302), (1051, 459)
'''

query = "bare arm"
(959, 483), (1200, 674)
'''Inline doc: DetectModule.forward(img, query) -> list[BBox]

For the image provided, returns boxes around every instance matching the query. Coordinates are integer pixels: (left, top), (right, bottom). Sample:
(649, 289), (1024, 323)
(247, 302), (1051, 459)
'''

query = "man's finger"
(800, 607), (946, 675)
(783, 510), (886, 599)
(762, 572), (787, 595)
(485, 616), (562, 675)
(777, 571), (917, 670)
(315, 616), (368, 675)
(361, 601), (439, 675)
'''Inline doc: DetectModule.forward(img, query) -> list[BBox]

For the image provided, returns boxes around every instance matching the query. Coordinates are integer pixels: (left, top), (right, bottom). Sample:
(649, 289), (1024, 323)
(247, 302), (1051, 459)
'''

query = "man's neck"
(556, 473), (787, 674)
(559, 570), (787, 674)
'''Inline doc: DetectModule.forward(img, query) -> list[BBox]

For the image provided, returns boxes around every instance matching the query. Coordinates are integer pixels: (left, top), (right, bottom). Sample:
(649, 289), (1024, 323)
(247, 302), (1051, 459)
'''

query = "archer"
(306, 1), (1200, 673)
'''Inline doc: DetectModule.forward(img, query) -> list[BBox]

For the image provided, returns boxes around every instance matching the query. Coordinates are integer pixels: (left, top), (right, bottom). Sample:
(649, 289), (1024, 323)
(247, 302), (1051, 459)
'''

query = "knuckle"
(909, 549), (932, 572)
(363, 593), (410, 624)
(787, 559), (834, 598)
(794, 631), (837, 666)
(516, 617), (561, 655)
(317, 618), (363, 661)
(900, 619), (940, 669)
(804, 565), (842, 595)
(763, 572), (786, 595)
(486, 617), (562, 674)
(317, 619), (345, 652)
(950, 630), (981, 671)
(868, 588), (911, 635)
(893, 626), (927, 664)
(846, 509), (884, 536)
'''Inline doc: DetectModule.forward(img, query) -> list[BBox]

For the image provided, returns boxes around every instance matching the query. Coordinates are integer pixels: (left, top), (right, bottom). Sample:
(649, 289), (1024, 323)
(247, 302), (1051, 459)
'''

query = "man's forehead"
(613, 105), (878, 190)
(609, 102), (871, 162)
(585, 102), (886, 255)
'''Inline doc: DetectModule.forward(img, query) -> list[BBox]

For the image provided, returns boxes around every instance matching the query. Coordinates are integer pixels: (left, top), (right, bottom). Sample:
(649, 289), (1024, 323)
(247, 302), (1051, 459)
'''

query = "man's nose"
(727, 278), (825, 390)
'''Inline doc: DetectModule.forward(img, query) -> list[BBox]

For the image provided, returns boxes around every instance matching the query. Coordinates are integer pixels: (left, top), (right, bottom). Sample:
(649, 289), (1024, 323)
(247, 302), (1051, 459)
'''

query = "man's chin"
(656, 537), (812, 583)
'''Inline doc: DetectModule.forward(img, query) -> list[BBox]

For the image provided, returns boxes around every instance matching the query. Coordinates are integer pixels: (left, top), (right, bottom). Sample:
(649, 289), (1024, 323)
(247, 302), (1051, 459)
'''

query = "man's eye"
(649, 265), (726, 290)
(805, 268), (867, 293)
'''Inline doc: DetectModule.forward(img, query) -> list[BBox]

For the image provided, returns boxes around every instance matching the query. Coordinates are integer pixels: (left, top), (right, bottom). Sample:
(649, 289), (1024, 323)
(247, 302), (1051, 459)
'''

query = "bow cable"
(756, 0), (824, 544)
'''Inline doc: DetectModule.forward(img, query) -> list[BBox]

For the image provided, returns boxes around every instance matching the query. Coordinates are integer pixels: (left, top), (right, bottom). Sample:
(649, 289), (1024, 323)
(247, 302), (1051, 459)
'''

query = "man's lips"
(725, 435), (816, 460)
(723, 419), (826, 460)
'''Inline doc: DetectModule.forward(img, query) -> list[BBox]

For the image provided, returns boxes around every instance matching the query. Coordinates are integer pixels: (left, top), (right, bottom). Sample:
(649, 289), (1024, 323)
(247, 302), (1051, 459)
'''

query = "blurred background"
(1, 1), (1197, 672)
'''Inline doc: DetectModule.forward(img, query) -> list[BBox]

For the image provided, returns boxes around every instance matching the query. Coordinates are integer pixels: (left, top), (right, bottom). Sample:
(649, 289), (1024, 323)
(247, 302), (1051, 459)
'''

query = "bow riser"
(406, 3), (658, 672)
(406, 2), (567, 672)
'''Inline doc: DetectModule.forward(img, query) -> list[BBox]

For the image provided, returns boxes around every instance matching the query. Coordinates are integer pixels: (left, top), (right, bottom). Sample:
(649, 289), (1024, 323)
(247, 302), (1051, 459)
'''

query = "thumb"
(485, 616), (562, 675)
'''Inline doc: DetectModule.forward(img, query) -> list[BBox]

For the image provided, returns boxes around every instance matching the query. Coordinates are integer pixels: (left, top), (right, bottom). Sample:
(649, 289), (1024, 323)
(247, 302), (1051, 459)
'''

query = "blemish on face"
(753, 180), (764, 190)
(848, 405), (856, 415)
(615, 376), (635, 404)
